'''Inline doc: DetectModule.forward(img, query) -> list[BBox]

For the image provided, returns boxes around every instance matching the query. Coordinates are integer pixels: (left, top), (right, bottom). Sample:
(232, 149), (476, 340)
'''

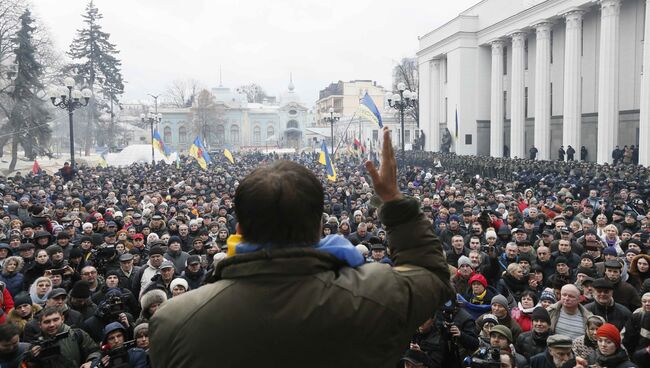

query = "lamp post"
(141, 112), (162, 164)
(49, 77), (92, 168)
(323, 107), (340, 153)
(387, 82), (418, 153)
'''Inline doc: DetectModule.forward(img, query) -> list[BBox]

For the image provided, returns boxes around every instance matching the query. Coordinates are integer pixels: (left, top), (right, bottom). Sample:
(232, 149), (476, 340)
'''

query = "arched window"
(230, 125), (240, 145)
(163, 126), (172, 143)
(253, 126), (261, 144)
(216, 125), (225, 144)
(178, 126), (187, 143)
(287, 120), (299, 129)
(267, 125), (275, 140)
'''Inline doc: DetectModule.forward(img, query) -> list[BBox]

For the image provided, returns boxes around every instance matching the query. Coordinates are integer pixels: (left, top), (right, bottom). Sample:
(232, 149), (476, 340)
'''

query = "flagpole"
(334, 112), (357, 155)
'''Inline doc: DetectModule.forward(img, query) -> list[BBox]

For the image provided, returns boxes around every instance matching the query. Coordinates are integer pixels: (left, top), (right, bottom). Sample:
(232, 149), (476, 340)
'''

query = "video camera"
(90, 245), (116, 273)
(32, 330), (70, 361)
(98, 295), (126, 320)
(463, 347), (501, 368)
(100, 340), (136, 368)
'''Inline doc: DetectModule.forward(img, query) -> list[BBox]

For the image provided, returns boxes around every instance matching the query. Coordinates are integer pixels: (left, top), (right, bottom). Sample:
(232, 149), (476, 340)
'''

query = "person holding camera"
(83, 289), (135, 343)
(0, 322), (30, 368)
(91, 322), (148, 368)
(24, 306), (100, 368)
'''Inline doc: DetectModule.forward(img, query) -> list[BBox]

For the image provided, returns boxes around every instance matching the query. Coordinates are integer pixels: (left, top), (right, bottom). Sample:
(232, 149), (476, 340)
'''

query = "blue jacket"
(0, 272), (23, 297)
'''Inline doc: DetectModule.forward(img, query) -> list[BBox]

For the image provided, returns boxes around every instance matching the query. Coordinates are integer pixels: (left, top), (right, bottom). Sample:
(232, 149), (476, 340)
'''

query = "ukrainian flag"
(98, 151), (108, 168)
(358, 92), (383, 128)
(224, 148), (234, 164)
(318, 141), (337, 182)
(152, 130), (171, 159)
(189, 137), (211, 170)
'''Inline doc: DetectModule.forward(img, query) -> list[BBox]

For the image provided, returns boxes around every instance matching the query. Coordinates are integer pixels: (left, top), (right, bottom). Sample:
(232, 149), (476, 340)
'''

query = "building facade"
(157, 79), (311, 153)
(418, 0), (650, 164)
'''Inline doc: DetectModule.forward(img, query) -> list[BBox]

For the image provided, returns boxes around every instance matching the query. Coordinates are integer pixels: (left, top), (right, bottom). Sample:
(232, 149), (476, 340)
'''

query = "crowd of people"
(0, 144), (646, 367)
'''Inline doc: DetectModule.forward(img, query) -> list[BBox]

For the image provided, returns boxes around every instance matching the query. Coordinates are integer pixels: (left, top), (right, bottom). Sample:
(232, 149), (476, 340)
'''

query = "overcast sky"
(31, 0), (477, 106)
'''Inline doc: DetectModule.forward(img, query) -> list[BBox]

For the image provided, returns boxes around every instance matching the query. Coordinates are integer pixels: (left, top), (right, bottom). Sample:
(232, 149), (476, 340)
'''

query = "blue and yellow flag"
(358, 92), (383, 128)
(175, 154), (180, 169)
(98, 151), (108, 168)
(189, 137), (211, 170)
(318, 141), (337, 182)
(224, 148), (234, 164)
(153, 130), (171, 159)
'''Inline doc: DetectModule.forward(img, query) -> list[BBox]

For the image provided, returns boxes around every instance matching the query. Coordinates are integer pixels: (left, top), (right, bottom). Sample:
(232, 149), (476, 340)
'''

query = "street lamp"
(141, 112), (162, 164)
(387, 82), (418, 153)
(49, 77), (92, 168)
(323, 107), (340, 153)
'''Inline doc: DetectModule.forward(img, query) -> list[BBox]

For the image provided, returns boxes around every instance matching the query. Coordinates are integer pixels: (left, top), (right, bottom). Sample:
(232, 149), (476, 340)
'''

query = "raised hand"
(365, 127), (402, 203)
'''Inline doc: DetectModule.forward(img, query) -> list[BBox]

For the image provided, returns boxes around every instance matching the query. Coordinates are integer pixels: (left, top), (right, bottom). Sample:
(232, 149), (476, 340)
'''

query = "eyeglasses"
(82, 270), (97, 276)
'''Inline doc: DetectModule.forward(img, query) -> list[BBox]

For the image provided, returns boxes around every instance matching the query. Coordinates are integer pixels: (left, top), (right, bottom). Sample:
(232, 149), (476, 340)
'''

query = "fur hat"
(170, 278), (189, 291)
(140, 289), (167, 311)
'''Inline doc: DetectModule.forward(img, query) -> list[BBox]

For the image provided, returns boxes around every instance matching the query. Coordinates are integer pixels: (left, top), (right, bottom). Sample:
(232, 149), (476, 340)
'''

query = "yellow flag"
(224, 149), (235, 164)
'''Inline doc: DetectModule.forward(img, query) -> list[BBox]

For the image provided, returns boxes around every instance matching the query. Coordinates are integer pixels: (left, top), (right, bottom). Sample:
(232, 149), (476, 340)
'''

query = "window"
(503, 46), (508, 75)
(503, 91), (508, 119)
(267, 126), (275, 140)
(216, 125), (225, 144)
(178, 126), (187, 143)
(163, 126), (172, 143)
(372, 130), (378, 142)
(524, 87), (528, 118)
(524, 39), (529, 70)
(253, 126), (261, 144)
(405, 130), (411, 144)
(289, 109), (297, 115)
(230, 125), (240, 144)
(465, 134), (472, 145)
(287, 120), (299, 129)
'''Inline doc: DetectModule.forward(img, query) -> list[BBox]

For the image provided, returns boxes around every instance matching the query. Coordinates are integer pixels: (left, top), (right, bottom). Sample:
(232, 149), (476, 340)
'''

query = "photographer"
(417, 300), (479, 368)
(83, 290), (135, 343)
(92, 322), (148, 368)
(0, 323), (30, 368)
(24, 306), (99, 368)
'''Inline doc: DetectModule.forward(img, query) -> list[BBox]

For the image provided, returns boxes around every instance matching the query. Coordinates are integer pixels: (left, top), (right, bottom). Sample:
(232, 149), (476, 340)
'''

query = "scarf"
(226, 234), (364, 268)
(470, 289), (487, 305)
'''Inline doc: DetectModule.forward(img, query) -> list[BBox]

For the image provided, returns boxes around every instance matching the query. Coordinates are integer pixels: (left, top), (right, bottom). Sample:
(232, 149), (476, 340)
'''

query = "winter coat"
(91, 285), (140, 317)
(590, 348), (638, 368)
(511, 304), (535, 332)
(6, 303), (41, 338)
(497, 273), (529, 303)
(150, 197), (454, 368)
(23, 305), (84, 343)
(163, 250), (190, 273)
(24, 324), (100, 368)
(422, 308), (480, 368)
(584, 300), (631, 331)
(476, 312), (523, 341)
(516, 330), (549, 361)
(0, 256), (24, 296)
(547, 301), (593, 337)
(181, 268), (206, 290)
(22, 260), (52, 290)
(530, 350), (575, 368)
(573, 334), (598, 362)
(611, 278), (641, 311)
(623, 311), (650, 365)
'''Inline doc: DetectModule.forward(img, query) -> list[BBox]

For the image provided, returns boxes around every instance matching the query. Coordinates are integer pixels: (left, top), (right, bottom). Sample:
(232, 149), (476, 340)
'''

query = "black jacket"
(423, 308), (479, 368)
(584, 300), (631, 331)
(516, 330), (549, 361)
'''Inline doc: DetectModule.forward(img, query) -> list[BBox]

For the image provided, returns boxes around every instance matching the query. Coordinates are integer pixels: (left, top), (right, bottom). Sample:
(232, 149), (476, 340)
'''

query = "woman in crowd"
(628, 254), (650, 289)
(28, 276), (51, 306)
(510, 290), (538, 332)
(22, 249), (52, 289)
(573, 315), (605, 363)
(591, 323), (637, 367)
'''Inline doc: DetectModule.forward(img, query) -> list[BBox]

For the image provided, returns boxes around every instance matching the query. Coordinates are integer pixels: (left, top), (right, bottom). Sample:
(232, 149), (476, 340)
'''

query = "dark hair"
(520, 290), (539, 305)
(0, 323), (20, 342)
(39, 306), (63, 322)
(235, 160), (323, 247)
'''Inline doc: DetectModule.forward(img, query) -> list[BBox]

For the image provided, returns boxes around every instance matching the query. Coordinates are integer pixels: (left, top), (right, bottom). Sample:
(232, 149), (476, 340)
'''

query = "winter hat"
(596, 323), (621, 347)
(457, 256), (472, 268)
(576, 267), (597, 278)
(491, 294), (509, 309)
(149, 246), (164, 256)
(133, 323), (148, 337)
(469, 273), (488, 288)
(355, 244), (369, 256)
(540, 288), (557, 303)
(170, 278), (189, 291)
(490, 325), (513, 342)
(554, 256), (568, 266)
(167, 236), (182, 246)
(69, 247), (84, 259)
(13, 292), (32, 307)
(140, 289), (167, 311)
(485, 230), (497, 239)
(45, 245), (63, 257)
(481, 313), (498, 326)
(69, 281), (91, 299)
(603, 247), (618, 256)
(102, 322), (126, 344)
(531, 307), (551, 324)
(213, 252), (227, 265)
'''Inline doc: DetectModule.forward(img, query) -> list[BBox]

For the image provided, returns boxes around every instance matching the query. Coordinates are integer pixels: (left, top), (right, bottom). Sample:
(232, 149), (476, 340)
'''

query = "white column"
(490, 41), (505, 157)
(597, 0), (621, 164)
(510, 32), (526, 159)
(430, 59), (441, 152)
(534, 22), (552, 160)
(562, 10), (585, 162)
(640, 0), (650, 166)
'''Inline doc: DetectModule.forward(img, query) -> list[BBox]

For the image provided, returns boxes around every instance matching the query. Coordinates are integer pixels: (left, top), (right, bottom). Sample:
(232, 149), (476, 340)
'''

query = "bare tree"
(236, 83), (270, 103)
(191, 89), (223, 148)
(392, 57), (419, 126)
(165, 79), (202, 107)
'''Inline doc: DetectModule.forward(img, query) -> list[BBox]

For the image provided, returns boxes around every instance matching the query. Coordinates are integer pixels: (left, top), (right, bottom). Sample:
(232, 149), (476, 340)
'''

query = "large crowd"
(0, 149), (646, 367)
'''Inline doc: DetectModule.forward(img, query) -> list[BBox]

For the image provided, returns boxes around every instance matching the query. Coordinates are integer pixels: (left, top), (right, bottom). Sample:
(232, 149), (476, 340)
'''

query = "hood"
(3, 256), (24, 274)
(102, 321), (126, 344)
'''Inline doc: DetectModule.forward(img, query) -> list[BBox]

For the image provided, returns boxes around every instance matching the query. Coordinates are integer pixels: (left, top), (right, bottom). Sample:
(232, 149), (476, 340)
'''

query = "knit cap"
(596, 323), (621, 347)
(540, 288), (557, 303)
(469, 273), (488, 288)
(491, 294), (509, 309)
(69, 281), (91, 299)
(531, 306), (551, 324)
(457, 256), (472, 268)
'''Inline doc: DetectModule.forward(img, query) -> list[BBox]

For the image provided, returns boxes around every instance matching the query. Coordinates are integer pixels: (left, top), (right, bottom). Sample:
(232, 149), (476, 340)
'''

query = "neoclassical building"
(418, 0), (650, 164)
(157, 79), (311, 152)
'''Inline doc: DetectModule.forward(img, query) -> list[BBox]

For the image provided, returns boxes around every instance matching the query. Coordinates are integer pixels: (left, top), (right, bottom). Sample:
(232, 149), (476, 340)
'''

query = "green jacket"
(150, 197), (453, 368)
(27, 324), (100, 368)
